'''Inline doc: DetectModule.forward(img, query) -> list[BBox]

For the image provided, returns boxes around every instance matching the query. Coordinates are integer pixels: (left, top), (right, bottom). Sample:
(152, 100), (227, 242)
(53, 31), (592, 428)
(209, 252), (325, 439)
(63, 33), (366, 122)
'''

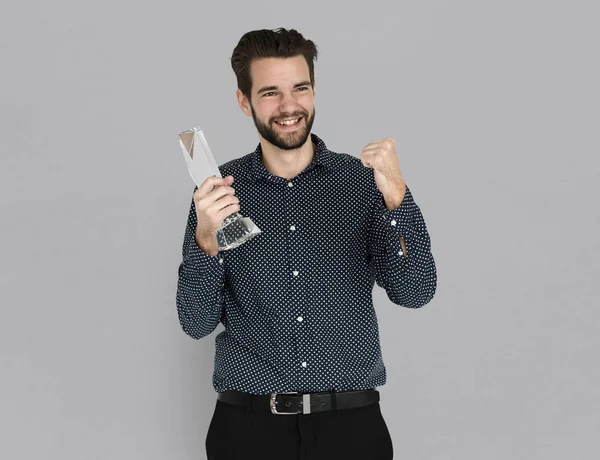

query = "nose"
(278, 91), (303, 116)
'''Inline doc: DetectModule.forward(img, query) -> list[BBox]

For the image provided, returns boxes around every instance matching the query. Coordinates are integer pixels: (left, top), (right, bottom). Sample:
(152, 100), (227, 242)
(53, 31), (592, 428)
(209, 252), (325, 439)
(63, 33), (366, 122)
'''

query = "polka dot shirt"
(176, 133), (437, 395)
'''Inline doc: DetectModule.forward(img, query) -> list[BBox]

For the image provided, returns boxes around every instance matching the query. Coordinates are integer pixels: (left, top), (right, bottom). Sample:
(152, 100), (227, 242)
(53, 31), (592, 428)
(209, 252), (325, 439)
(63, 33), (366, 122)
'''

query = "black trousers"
(205, 398), (394, 459)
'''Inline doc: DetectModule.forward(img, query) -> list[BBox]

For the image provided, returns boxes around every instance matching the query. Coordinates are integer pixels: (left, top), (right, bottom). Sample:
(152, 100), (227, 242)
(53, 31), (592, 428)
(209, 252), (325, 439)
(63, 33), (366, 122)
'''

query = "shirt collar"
(247, 133), (335, 182)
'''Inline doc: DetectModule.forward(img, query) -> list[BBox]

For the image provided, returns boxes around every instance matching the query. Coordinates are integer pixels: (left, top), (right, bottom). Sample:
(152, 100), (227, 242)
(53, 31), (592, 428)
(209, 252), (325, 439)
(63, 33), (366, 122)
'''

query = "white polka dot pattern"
(176, 133), (437, 394)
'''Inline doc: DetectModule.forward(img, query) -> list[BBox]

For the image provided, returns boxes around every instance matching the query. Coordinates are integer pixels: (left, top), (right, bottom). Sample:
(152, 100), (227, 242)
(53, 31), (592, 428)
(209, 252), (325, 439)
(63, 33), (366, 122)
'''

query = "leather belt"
(217, 389), (380, 415)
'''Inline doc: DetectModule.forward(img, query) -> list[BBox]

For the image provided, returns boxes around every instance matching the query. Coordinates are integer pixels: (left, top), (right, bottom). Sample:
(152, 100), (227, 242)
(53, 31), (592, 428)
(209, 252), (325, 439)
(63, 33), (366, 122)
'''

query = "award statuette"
(178, 126), (261, 251)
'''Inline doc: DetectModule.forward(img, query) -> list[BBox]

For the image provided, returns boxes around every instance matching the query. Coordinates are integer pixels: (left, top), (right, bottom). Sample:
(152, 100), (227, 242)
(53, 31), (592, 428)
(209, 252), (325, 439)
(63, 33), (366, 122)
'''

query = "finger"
(205, 192), (239, 218)
(203, 185), (236, 204)
(194, 186), (236, 217)
(362, 139), (386, 149)
(214, 195), (240, 215)
(197, 175), (232, 196)
(217, 202), (240, 221)
(361, 153), (384, 169)
(361, 143), (379, 152)
(212, 175), (235, 191)
(360, 150), (377, 166)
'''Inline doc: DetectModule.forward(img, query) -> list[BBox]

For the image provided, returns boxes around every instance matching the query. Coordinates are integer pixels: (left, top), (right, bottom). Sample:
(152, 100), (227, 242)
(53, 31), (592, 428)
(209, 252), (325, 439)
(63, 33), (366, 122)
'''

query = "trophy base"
(216, 212), (262, 251)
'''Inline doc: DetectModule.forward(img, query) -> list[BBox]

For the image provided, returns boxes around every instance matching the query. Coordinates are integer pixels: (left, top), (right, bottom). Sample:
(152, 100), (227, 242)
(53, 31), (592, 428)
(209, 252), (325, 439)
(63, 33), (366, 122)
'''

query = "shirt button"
(288, 182), (293, 187)
(290, 225), (296, 231)
(219, 258), (223, 264)
(301, 362), (307, 368)
(398, 250), (403, 256)
(391, 220), (397, 226)
(293, 270), (299, 276)
(297, 316), (303, 322)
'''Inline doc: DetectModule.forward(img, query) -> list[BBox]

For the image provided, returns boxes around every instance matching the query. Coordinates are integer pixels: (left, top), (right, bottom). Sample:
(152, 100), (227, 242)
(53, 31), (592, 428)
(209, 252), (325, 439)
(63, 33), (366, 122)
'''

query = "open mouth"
(274, 117), (303, 130)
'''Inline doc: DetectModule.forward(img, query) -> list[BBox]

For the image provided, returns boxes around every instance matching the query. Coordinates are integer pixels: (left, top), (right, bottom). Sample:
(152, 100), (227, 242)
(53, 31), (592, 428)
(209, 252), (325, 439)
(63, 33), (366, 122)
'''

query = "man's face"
(239, 55), (316, 151)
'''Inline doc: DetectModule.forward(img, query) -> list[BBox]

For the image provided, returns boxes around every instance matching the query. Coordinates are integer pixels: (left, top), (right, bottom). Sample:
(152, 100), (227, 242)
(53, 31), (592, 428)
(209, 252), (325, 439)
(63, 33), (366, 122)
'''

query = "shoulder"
(328, 149), (379, 192)
(217, 152), (254, 179)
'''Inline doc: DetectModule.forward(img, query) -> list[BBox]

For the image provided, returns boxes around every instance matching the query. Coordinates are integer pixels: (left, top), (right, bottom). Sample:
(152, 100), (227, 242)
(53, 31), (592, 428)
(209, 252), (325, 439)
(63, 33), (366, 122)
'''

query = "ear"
(236, 89), (252, 117)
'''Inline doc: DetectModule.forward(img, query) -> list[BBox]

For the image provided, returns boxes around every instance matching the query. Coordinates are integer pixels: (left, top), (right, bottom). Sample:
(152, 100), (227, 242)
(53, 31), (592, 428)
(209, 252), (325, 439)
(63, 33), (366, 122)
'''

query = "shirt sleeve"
(367, 185), (437, 308)
(176, 187), (225, 338)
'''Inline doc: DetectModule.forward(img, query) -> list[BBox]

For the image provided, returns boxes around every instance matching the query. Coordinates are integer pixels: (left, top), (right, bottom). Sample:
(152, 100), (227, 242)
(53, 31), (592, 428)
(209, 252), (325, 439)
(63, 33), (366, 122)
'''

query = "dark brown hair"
(231, 28), (319, 101)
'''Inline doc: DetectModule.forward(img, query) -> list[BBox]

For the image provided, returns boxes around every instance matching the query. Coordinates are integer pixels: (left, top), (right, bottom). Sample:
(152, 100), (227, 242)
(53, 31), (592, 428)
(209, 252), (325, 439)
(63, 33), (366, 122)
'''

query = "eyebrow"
(256, 81), (312, 95)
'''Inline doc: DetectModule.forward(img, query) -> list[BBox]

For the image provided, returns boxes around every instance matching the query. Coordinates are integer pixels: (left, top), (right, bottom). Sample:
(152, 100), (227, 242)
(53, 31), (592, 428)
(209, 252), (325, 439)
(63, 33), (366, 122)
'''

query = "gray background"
(1, 0), (598, 458)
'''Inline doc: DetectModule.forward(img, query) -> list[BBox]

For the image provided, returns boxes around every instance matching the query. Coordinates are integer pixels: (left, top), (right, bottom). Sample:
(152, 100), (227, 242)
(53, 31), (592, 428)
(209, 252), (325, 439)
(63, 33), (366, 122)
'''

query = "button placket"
(286, 178), (309, 384)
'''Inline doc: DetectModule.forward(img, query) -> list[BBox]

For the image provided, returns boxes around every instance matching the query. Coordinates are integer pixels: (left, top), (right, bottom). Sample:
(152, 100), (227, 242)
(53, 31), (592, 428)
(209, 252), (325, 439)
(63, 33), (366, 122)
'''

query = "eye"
(263, 92), (276, 97)
(297, 87), (308, 92)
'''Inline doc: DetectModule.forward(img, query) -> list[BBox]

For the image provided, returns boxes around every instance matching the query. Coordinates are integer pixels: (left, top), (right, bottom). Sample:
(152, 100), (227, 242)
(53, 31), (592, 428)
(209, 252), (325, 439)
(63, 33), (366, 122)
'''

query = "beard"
(250, 104), (316, 151)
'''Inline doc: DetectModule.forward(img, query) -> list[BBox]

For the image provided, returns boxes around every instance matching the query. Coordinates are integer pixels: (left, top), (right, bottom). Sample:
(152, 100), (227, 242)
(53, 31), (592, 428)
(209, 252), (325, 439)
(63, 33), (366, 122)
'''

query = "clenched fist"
(360, 137), (406, 209)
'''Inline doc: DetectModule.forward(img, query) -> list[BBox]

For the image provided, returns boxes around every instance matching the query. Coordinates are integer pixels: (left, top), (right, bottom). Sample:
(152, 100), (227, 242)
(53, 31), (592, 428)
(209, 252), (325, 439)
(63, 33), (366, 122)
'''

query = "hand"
(193, 175), (239, 254)
(360, 137), (406, 209)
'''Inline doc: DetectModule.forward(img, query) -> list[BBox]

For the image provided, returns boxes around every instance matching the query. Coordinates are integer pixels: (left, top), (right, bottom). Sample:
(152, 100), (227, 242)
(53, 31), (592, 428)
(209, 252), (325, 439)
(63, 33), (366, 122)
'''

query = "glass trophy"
(178, 126), (261, 251)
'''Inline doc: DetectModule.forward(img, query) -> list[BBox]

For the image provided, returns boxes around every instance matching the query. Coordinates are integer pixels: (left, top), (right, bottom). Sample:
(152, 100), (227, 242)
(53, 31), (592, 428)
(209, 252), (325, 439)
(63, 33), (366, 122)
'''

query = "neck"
(259, 135), (316, 180)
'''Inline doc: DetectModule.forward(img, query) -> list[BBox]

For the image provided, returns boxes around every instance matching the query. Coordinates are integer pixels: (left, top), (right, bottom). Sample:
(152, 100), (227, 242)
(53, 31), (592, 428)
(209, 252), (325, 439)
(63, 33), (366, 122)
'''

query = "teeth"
(277, 118), (300, 126)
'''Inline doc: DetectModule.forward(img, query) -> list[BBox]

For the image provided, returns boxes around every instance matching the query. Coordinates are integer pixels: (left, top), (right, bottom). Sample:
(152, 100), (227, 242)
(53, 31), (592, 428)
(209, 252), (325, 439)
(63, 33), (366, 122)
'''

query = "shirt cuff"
(184, 238), (224, 279)
(376, 185), (417, 236)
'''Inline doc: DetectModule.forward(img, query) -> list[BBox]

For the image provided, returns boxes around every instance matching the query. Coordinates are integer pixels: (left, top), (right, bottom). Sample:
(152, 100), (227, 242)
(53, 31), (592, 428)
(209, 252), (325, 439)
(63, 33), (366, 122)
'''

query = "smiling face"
(237, 55), (316, 151)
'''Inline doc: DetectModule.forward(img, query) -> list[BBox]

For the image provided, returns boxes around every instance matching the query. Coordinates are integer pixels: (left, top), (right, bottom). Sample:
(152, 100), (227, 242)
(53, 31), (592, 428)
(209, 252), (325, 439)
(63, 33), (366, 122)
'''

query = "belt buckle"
(270, 392), (311, 415)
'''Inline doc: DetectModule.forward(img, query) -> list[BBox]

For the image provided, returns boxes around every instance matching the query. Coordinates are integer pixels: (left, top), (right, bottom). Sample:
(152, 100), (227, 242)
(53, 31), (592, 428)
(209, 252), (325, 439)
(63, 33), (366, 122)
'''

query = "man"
(176, 28), (437, 460)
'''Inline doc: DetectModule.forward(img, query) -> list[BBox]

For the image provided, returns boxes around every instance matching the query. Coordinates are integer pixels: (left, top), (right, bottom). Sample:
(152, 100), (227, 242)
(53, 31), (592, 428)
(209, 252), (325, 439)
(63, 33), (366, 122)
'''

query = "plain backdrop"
(1, 0), (598, 459)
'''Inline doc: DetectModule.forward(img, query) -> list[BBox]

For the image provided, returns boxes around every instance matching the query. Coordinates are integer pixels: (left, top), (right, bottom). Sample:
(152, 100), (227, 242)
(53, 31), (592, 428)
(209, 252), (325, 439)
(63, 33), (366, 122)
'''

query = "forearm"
(369, 185), (437, 307)
(195, 228), (219, 257)
(381, 219), (437, 307)
(176, 194), (225, 339)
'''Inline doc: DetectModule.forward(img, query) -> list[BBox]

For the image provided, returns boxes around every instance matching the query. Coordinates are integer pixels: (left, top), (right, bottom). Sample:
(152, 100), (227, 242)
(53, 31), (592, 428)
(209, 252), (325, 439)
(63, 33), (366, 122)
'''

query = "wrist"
(384, 186), (406, 210)
(195, 229), (218, 256)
